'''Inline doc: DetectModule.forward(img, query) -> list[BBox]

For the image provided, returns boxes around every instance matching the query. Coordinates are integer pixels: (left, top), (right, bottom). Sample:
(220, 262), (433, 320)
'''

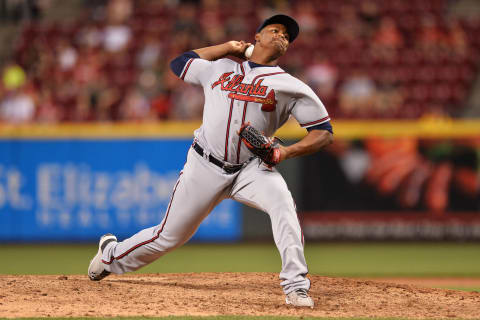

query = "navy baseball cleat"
(285, 288), (314, 308)
(88, 233), (117, 281)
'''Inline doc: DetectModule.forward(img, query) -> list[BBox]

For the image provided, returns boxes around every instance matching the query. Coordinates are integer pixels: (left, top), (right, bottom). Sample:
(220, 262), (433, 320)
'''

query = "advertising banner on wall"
(0, 139), (241, 242)
(299, 137), (480, 240)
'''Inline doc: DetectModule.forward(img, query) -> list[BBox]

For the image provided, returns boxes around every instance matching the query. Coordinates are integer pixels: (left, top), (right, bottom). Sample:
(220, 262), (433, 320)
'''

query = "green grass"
(304, 242), (480, 277)
(0, 242), (479, 277)
(439, 286), (480, 292)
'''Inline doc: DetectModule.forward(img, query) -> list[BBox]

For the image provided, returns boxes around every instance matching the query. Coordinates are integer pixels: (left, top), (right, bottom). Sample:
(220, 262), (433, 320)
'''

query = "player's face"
(256, 24), (290, 57)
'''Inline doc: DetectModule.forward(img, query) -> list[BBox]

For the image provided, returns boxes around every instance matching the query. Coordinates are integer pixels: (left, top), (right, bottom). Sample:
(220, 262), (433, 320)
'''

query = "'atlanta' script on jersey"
(211, 72), (268, 96)
(211, 72), (277, 112)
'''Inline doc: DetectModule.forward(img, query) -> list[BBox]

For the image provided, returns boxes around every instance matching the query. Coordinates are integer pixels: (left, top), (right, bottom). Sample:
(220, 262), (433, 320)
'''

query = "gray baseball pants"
(102, 146), (310, 294)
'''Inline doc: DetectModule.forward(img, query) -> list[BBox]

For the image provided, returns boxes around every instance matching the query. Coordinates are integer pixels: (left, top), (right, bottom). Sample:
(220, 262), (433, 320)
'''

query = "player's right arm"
(169, 41), (251, 85)
(193, 41), (251, 61)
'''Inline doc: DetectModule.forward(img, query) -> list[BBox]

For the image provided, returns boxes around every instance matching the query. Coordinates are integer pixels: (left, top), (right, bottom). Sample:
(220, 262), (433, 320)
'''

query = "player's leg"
(101, 148), (231, 274)
(230, 159), (310, 294)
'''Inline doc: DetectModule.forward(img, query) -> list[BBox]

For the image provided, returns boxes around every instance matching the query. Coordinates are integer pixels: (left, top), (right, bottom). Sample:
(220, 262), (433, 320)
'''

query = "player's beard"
(272, 39), (287, 58)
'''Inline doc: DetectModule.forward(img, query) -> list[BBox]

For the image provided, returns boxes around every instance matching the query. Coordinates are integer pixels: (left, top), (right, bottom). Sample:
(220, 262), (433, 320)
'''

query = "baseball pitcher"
(88, 14), (333, 308)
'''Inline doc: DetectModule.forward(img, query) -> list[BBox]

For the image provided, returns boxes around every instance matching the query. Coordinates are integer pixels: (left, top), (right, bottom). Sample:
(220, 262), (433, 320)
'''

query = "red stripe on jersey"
(240, 63), (245, 75)
(251, 71), (286, 86)
(300, 116), (330, 127)
(227, 71), (285, 163)
(102, 172), (183, 265)
(236, 101), (249, 163)
(224, 98), (235, 162)
(180, 59), (194, 80)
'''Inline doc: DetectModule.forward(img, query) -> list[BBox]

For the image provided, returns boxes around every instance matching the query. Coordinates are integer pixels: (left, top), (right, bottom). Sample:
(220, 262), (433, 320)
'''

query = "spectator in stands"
(74, 74), (109, 121)
(118, 87), (151, 121)
(445, 18), (469, 58)
(293, 1), (324, 52)
(373, 71), (404, 117)
(102, 24), (132, 53)
(169, 84), (204, 120)
(305, 53), (338, 100)
(358, 0), (381, 37)
(339, 70), (376, 118)
(102, 21), (132, 55)
(35, 87), (62, 123)
(2, 63), (26, 90)
(335, 5), (368, 44)
(136, 32), (163, 70)
(73, 46), (104, 86)
(416, 16), (448, 54)
(68, 46), (107, 121)
(295, 1), (322, 34)
(199, 0), (224, 45)
(92, 84), (122, 121)
(225, 15), (249, 41)
(56, 39), (78, 72)
(0, 81), (36, 123)
(371, 17), (404, 62)
(137, 56), (165, 103)
(150, 90), (172, 120)
(4, 0), (479, 123)
(173, 2), (199, 34)
(107, 0), (132, 24)
(0, 63), (35, 123)
(102, 0), (133, 53)
(77, 24), (103, 49)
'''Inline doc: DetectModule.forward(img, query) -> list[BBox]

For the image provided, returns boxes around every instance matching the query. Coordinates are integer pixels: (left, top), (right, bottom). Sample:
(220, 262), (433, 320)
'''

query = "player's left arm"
(278, 127), (333, 162)
(283, 80), (334, 161)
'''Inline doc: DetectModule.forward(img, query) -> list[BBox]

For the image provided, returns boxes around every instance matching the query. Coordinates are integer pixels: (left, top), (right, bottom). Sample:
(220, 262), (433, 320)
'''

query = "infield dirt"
(0, 273), (479, 319)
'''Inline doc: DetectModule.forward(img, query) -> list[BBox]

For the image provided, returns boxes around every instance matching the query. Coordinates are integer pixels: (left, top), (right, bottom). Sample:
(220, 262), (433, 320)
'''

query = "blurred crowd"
(1, 0), (480, 123)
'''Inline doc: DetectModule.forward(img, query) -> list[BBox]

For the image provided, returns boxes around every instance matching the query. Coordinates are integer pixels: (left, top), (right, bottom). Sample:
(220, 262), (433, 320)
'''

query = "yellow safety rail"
(0, 118), (479, 139)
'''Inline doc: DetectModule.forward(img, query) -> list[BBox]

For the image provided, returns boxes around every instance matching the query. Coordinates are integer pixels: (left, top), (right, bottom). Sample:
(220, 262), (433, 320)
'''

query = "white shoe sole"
(88, 234), (117, 281)
(285, 295), (314, 308)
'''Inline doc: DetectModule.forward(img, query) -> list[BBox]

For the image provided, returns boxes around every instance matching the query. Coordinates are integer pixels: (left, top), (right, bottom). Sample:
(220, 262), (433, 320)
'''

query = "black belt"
(192, 142), (244, 174)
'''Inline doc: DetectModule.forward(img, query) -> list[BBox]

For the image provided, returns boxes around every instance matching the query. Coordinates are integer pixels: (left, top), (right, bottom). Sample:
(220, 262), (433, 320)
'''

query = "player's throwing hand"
(227, 40), (253, 59)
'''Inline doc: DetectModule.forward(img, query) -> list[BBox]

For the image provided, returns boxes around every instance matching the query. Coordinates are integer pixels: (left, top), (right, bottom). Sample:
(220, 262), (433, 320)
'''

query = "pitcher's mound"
(1, 273), (479, 318)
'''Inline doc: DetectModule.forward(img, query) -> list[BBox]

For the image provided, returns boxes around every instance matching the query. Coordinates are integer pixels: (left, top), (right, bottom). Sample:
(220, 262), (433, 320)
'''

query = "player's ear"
(255, 33), (260, 42)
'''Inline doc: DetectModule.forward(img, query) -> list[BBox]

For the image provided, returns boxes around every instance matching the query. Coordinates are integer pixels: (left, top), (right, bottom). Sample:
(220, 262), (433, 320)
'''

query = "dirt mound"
(0, 273), (479, 318)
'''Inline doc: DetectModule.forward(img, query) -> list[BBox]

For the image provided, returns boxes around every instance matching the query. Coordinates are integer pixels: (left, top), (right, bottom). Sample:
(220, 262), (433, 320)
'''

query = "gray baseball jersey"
(185, 58), (330, 164)
(100, 53), (331, 295)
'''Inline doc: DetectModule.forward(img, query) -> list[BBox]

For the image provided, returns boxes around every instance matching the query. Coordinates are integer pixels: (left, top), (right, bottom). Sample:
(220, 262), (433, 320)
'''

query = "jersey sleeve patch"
(306, 120), (333, 134)
(169, 51), (200, 78)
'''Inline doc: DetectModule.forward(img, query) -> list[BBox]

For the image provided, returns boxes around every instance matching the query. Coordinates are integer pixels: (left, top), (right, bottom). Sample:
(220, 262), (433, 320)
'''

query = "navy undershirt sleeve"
(170, 51), (200, 77)
(306, 121), (333, 134)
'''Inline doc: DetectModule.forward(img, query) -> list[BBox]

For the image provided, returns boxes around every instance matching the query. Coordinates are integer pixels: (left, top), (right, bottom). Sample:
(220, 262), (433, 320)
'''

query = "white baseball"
(244, 45), (254, 59)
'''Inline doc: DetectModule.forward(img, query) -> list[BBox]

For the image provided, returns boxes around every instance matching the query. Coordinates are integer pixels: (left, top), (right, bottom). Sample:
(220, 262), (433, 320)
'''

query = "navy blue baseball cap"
(256, 14), (300, 43)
